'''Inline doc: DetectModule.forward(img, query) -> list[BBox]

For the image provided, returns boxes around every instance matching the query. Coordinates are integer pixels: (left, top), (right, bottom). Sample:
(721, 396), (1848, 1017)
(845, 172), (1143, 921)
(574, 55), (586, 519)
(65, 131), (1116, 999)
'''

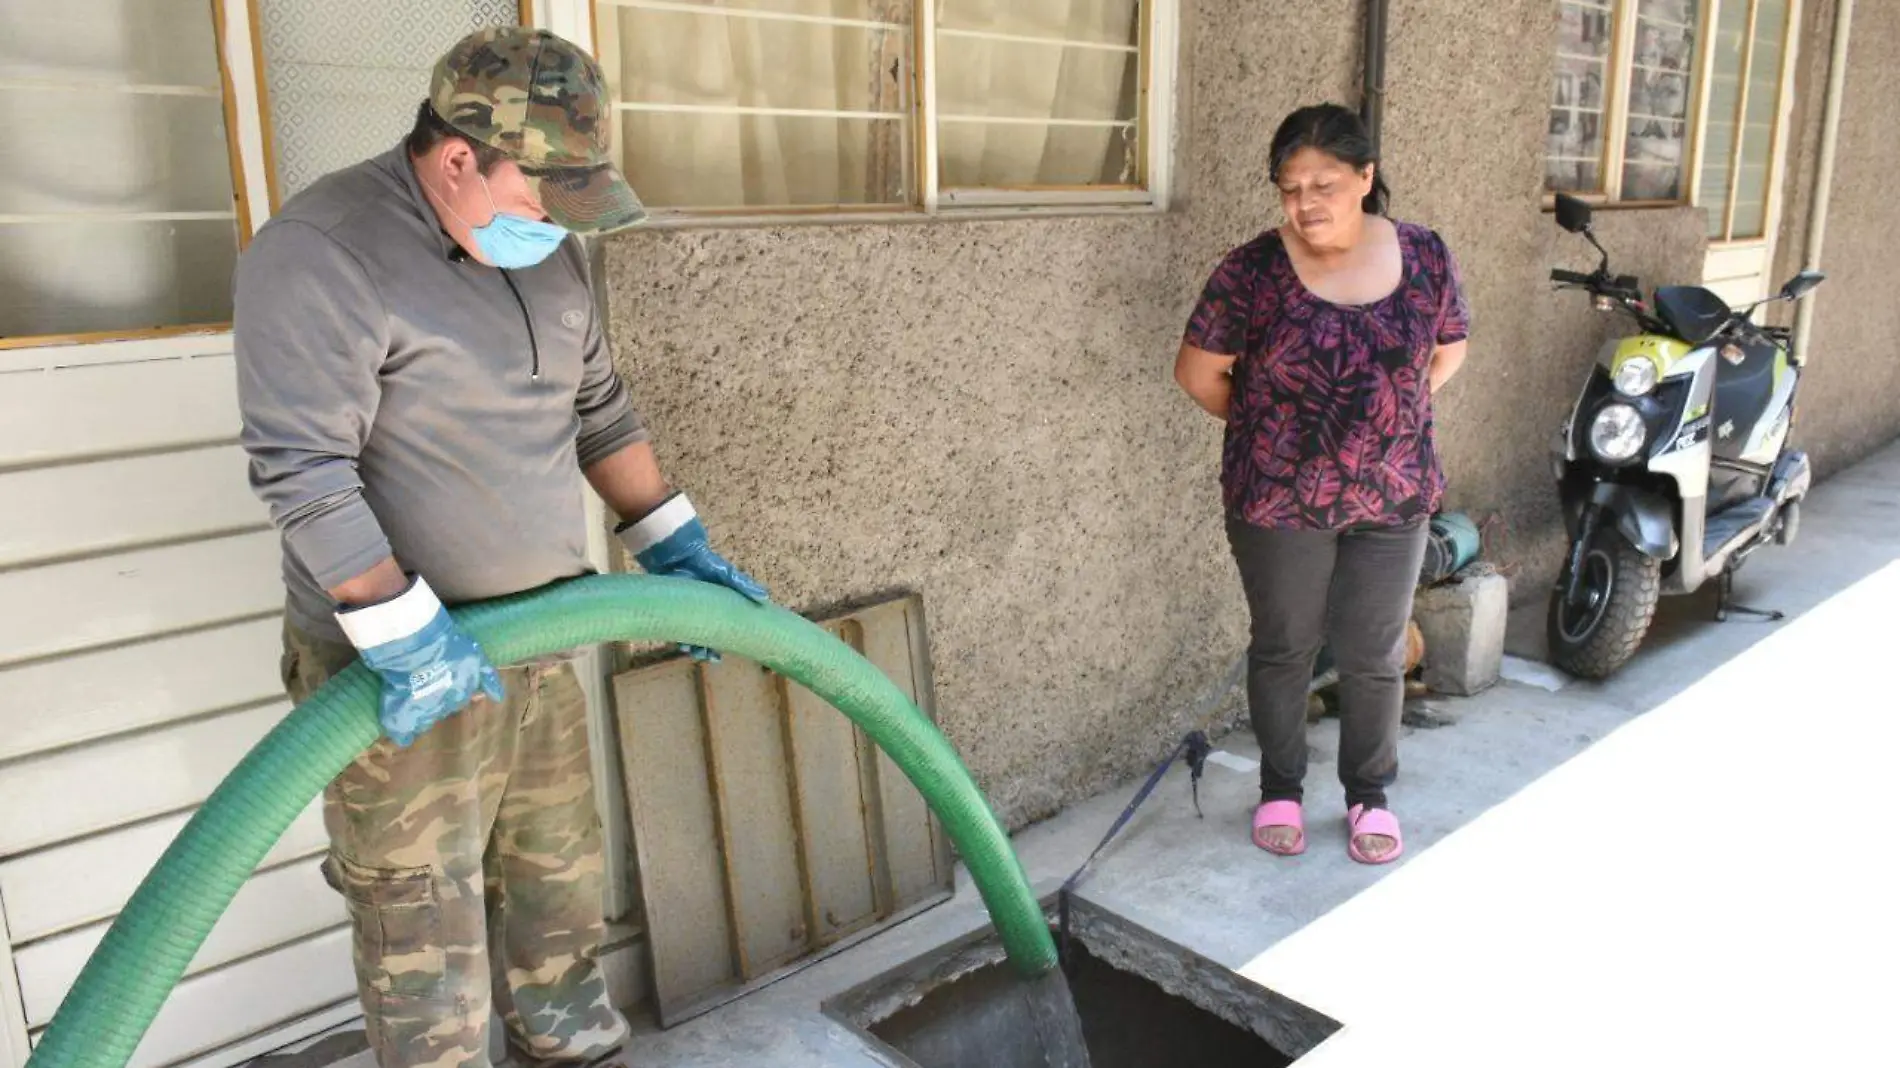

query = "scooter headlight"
(1590, 403), (1647, 462)
(1613, 356), (1659, 396)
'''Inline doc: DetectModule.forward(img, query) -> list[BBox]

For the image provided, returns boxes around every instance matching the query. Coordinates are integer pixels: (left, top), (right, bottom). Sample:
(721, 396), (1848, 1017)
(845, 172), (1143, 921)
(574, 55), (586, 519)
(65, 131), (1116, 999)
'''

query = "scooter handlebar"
(1551, 268), (1645, 304)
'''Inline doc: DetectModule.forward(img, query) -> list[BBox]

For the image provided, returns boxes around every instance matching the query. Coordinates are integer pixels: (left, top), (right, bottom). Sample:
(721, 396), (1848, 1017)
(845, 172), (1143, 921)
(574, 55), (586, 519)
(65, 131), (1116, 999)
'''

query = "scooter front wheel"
(1547, 528), (1662, 680)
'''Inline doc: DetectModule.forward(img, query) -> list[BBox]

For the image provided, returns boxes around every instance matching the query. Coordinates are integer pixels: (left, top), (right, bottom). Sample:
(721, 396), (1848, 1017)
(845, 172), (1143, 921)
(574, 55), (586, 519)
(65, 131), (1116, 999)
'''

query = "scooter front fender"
(1589, 482), (1679, 560)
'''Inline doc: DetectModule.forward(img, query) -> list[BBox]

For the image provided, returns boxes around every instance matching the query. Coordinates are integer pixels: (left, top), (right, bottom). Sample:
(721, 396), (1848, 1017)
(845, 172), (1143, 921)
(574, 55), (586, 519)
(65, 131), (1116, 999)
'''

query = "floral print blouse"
(1185, 221), (1470, 531)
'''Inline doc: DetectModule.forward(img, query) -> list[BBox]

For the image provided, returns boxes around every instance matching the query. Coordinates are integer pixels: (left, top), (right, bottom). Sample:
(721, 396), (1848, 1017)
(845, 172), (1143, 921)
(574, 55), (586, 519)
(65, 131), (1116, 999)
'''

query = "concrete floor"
(317, 439), (1900, 1067)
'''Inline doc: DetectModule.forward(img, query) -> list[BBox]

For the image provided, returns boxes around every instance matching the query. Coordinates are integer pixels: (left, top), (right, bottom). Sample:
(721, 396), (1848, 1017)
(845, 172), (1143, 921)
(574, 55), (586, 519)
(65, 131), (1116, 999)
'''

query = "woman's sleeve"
(1183, 248), (1255, 357)
(1433, 232), (1472, 346)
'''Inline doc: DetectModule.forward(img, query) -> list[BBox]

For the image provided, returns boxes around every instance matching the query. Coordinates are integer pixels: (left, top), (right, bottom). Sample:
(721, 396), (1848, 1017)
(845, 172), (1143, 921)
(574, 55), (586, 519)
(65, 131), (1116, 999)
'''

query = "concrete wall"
(596, 0), (1871, 828)
(1771, 0), (1900, 476)
(602, 217), (1210, 826)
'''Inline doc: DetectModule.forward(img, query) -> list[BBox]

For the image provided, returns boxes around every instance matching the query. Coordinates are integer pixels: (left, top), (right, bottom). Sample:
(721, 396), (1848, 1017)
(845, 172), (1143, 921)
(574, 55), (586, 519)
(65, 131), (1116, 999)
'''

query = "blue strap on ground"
(1056, 729), (1212, 974)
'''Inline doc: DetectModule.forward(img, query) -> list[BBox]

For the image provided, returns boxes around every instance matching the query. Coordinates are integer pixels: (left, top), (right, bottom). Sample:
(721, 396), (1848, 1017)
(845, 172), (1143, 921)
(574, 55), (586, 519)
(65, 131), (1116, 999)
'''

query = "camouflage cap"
(429, 26), (645, 234)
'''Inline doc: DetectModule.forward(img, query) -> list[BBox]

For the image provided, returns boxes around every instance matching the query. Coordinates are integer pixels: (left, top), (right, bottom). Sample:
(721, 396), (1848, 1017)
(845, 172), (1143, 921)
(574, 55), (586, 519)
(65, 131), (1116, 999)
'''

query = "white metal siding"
(45, 932), (359, 1068)
(0, 804), (331, 946)
(0, 619), (284, 763)
(0, 352), (244, 468)
(0, 447), (264, 569)
(0, 339), (358, 1067)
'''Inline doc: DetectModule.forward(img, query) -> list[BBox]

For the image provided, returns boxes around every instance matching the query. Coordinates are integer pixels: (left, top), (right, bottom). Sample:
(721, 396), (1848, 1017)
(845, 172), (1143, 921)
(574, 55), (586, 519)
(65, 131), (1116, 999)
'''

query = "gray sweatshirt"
(233, 145), (647, 643)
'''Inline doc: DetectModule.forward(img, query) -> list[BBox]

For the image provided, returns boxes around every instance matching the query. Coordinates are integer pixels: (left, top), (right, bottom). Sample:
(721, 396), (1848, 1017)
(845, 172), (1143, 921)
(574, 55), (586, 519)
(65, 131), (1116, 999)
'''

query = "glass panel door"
(254, 0), (522, 204)
(1731, 0), (1789, 238)
(1697, 0), (1750, 234)
(1698, 0), (1792, 241)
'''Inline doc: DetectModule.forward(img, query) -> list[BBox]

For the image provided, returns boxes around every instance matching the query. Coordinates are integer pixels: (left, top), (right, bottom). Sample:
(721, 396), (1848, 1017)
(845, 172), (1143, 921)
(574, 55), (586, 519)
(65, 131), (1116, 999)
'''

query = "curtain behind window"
(599, 0), (1140, 210)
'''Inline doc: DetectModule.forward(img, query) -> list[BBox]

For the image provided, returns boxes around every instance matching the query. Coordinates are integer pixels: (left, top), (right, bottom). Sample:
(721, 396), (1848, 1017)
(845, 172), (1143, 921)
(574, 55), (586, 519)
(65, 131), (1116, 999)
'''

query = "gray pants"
(1225, 517), (1429, 811)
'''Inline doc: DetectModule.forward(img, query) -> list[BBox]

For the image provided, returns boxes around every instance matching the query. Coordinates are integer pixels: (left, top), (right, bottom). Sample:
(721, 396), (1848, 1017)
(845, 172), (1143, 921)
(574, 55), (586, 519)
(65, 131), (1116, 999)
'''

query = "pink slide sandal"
(1346, 804), (1404, 865)
(1252, 800), (1306, 855)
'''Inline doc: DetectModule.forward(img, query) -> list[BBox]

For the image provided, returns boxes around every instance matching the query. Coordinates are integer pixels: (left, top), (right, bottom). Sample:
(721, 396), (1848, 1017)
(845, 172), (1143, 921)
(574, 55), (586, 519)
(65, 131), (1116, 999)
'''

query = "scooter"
(1544, 193), (1825, 679)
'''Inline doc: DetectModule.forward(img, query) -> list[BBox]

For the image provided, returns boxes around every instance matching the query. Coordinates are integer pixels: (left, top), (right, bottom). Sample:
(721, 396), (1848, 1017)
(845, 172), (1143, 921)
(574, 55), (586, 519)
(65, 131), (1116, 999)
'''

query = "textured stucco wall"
(595, 0), (1732, 828)
(1771, 0), (1900, 477)
(601, 219), (1225, 825)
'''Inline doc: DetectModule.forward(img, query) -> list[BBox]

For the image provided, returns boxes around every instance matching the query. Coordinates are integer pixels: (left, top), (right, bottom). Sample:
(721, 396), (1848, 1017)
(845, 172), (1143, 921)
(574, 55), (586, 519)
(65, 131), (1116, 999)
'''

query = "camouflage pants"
(282, 624), (631, 1068)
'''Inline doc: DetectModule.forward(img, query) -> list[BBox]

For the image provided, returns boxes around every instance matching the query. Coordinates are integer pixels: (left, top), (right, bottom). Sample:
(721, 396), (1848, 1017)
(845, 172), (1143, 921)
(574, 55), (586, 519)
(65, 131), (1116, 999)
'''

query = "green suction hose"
(28, 574), (1055, 1068)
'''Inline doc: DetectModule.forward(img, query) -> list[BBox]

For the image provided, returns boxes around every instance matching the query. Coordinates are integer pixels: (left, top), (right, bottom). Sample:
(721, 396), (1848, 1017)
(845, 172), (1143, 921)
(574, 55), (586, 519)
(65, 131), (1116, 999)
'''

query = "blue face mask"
(433, 172), (569, 269)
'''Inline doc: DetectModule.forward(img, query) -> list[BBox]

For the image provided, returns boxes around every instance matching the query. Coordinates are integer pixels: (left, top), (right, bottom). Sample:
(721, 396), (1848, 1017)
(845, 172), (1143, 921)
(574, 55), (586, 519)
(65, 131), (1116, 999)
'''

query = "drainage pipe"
(1361, 0), (1390, 153)
(1792, 0), (1854, 362)
(27, 574), (1056, 1068)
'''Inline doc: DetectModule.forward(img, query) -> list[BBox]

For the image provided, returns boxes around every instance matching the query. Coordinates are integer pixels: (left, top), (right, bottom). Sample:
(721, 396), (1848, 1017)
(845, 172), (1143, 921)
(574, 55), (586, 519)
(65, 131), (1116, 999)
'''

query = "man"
(233, 26), (765, 1068)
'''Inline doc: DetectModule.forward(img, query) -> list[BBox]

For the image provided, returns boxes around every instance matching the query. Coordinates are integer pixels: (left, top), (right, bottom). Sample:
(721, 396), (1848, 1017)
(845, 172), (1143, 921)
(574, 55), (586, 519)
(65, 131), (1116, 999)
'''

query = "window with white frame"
(0, 0), (247, 344)
(1546, 0), (1702, 204)
(592, 0), (1164, 216)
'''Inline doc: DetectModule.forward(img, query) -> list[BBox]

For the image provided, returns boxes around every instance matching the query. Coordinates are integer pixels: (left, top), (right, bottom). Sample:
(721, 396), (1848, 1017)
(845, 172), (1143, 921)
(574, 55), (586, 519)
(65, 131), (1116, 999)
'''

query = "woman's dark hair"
(405, 99), (507, 173)
(1268, 103), (1390, 216)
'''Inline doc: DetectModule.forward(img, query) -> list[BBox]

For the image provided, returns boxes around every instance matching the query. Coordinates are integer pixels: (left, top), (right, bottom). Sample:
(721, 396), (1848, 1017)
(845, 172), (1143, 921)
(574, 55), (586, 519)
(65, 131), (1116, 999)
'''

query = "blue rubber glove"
(618, 493), (769, 663)
(336, 575), (504, 746)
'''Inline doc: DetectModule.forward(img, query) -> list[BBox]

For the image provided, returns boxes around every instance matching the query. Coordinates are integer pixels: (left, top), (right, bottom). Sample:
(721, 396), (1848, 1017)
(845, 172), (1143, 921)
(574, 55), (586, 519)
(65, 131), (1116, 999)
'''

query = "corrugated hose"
(27, 574), (1055, 1068)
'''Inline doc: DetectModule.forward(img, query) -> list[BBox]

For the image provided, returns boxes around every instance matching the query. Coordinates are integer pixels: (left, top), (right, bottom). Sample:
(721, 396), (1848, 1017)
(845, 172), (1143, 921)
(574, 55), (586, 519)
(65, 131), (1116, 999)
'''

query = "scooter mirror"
(1554, 193), (1593, 234)
(1780, 269), (1826, 301)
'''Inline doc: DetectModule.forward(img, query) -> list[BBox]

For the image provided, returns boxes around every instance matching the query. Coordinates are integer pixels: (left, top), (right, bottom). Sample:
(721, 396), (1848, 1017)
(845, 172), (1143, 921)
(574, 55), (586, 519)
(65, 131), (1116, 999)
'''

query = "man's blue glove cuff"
(619, 493), (769, 605)
(336, 575), (503, 746)
(337, 574), (447, 649)
(620, 493), (702, 566)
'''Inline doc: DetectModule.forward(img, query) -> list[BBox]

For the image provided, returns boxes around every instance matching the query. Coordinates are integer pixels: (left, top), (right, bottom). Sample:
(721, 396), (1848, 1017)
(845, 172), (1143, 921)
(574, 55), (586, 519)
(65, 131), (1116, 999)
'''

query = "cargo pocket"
(279, 629), (303, 699)
(323, 854), (447, 1001)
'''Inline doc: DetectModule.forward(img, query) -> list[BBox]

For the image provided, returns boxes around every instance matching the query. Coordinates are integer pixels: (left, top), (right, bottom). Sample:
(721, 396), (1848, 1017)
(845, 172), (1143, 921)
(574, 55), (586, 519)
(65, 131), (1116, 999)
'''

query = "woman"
(1174, 104), (1469, 865)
